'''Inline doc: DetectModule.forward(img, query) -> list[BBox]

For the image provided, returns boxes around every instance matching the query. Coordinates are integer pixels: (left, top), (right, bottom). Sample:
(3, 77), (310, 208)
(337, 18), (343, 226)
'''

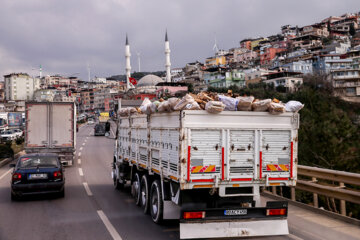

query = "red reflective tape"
(191, 179), (214, 182)
(231, 178), (252, 182)
(187, 146), (191, 182)
(290, 141), (293, 178)
(259, 151), (262, 179)
(221, 147), (225, 180)
(269, 178), (289, 181)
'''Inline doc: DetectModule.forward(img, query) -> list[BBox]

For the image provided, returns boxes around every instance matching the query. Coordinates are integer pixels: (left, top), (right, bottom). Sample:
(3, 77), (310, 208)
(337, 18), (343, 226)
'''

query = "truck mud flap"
(180, 219), (288, 239)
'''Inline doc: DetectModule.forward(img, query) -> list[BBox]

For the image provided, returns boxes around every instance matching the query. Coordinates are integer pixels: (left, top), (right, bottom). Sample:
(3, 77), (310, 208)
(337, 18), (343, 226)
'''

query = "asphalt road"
(0, 122), (359, 240)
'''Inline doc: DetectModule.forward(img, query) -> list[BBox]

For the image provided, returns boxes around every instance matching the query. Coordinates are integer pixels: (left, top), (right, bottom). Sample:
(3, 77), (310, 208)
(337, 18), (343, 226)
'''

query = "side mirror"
(9, 163), (16, 168)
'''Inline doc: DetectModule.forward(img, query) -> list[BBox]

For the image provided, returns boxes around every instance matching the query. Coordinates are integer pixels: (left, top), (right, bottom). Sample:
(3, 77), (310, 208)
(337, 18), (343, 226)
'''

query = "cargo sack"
(140, 98), (157, 114)
(174, 94), (198, 111)
(269, 102), (286, 114)
(157, 101), (172, 112)
(119, 107), (137, 116)
(218, 95), (239, 111)
(168, 97), (181, 111)
(251, 99), (271, 111)
(237, 96), (255, 111)
(205, 101), (225, 113)
(285, 101), (304, 112)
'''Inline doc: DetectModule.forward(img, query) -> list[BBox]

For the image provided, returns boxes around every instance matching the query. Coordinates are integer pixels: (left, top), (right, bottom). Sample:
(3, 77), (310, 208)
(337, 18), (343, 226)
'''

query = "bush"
(0, 144), (14, 159)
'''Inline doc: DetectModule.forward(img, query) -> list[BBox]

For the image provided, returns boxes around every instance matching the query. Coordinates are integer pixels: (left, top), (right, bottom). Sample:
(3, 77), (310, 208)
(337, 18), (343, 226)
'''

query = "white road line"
(82, 182), (93, 196)
(80, 147), (83, 151)
(78, 152), (81, 157)
(78, 168), (84, 176)
(288, 234), (304, 240)
(82, 142), (85, 146)
(97, 210), (123, 240)
(0, 169), (12, 181)
(78, 158), (81, 164)
(110, 128), (115, 138)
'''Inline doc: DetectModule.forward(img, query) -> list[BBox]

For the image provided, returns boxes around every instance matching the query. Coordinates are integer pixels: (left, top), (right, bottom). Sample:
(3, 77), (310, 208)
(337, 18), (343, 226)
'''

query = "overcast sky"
(0, 0), (359, 80)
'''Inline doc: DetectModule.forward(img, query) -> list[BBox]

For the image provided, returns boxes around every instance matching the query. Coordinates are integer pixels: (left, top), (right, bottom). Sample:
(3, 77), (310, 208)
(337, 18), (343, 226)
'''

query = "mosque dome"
(137, 74), (164, 88)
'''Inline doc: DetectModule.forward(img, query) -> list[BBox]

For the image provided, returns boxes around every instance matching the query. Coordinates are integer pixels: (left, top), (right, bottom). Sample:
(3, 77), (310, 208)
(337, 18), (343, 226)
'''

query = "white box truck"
(25, 102), (76, 166)
(112, 110), (299, 239)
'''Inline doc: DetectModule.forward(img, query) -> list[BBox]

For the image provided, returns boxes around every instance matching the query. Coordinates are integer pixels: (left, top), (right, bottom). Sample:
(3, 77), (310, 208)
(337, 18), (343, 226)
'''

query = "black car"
(10, 153), (65, 200)
(94, 123), (106, 136)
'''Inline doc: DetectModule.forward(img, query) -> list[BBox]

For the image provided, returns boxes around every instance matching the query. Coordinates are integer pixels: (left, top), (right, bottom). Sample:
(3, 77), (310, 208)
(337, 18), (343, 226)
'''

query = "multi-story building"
(4, 73), (40, 101)
(313, 54), (353, 74)
(301, 24), (329, 38)
(0, 82), (4, 102)
(331, 69), (360, 102)
(262, 71), (303, 92)
(34, 89), (57, 102)
(260, 48), (286, 66)
(282, 59), (313, 74)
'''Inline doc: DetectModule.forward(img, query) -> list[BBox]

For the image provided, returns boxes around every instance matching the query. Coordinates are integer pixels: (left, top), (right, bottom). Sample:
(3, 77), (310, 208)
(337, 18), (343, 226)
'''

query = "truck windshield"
(18, 156), (59, 168)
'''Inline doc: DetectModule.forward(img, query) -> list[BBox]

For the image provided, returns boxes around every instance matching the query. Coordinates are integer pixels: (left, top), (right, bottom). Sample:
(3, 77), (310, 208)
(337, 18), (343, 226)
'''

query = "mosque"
(124, 32), (187, 100)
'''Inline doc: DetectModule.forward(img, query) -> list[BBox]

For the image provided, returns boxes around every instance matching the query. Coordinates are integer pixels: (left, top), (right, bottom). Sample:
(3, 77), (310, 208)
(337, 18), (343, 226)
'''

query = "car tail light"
(183, 211), (206, 219)
(12, 173), (22, 180)
(54, 171), (62, 179)
(266, 208), (287, 216)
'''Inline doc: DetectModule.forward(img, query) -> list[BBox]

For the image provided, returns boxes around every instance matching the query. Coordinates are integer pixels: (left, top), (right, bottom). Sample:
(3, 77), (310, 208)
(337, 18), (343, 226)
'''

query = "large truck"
(112, 110), (299, 239)
(25, 102), (76, 166)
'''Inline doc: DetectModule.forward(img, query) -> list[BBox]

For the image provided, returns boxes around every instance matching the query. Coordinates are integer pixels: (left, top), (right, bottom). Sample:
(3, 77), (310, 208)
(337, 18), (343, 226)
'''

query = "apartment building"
(4, 73), (40, 101)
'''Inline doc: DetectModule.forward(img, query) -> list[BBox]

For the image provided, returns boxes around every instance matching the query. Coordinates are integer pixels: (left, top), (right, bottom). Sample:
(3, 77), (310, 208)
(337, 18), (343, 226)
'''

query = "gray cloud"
(0, 0), (359, 80)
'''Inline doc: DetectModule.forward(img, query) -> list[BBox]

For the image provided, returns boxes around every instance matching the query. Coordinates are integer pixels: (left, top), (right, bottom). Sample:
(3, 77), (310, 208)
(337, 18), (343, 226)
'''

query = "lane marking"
(78, 168), (84, 176)
(0, 169), (13, 181)
(82, 182), (93, 196)
(78, 158), (81, 164)
(97, 210), (123, 240)
(110, 129), (115, 138)
(288, 234), (304, 240)
(82, 142), (85, 146)
(78, 152), (81, 157)
(80, 147), (83, 151)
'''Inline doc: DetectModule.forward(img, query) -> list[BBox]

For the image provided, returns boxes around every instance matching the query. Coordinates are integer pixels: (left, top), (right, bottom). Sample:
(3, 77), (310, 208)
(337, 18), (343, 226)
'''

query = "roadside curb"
(0, 151), (25, 168)
(262, 190), (360, 226)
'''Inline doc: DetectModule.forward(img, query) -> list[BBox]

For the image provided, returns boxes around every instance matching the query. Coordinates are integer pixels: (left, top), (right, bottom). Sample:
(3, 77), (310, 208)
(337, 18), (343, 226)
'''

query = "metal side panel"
(180, 219), (288, 239)
(262, 130), (292, 179)
(229, 130), (255, 179)
(190, 129), (222, 180)
(169, 129), (180, 177)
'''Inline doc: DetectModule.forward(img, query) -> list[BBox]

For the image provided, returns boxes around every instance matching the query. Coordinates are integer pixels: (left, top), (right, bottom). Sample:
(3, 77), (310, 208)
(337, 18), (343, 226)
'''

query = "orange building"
(260, 48), (286, 66)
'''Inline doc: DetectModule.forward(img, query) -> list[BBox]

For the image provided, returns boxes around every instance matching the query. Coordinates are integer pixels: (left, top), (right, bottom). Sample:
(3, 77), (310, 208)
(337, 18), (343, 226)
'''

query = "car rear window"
(18, 156), (59, 168)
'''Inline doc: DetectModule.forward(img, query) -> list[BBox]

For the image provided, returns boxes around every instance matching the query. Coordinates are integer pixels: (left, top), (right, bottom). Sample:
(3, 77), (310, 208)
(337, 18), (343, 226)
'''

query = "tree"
(349, 23), (356, 36)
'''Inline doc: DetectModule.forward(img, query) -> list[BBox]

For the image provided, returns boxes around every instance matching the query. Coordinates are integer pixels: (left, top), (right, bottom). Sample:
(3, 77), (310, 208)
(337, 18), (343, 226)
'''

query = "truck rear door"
(51, 104), (74, 148)
(26, 104), (48, 147)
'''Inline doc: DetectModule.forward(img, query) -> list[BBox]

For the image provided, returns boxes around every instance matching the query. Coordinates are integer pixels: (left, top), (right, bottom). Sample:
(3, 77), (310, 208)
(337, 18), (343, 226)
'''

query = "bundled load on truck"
(117, 91), (304, 117)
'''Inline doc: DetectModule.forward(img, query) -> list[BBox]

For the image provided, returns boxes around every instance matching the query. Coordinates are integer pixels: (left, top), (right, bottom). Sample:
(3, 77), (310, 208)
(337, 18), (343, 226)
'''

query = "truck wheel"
(132, 173), (141, 206)
(140, 175), (150, 214)
(113, 167), (124, 190)
(150, 180), (163, 223)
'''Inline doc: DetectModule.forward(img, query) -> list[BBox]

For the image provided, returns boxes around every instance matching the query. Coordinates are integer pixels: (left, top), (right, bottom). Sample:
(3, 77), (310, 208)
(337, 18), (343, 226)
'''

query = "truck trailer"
(112, 110), (299, 239)
(25, 102), (76, 166)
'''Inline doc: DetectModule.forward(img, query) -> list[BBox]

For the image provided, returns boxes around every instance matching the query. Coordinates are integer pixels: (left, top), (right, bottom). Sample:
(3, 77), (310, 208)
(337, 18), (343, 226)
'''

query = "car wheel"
(11, 191), (19, 201)
(58, 188), (65, 198)
(150, 180), (163, 223)
(131, 173), (141, 206)
(140, 175), (150, 214)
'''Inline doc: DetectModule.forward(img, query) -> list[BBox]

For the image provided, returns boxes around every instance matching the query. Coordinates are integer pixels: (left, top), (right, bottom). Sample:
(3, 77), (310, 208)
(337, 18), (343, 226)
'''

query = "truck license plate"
(224, 209), (247, 216)
(28, 174), (48, 179)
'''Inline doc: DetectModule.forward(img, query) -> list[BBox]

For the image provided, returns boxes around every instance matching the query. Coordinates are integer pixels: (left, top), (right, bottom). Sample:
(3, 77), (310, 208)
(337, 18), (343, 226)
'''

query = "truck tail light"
(12, 173), (22, 180)
(54, 171), (62, 179)
(183, 211), (206, 219)
(266, 208), (287, 216)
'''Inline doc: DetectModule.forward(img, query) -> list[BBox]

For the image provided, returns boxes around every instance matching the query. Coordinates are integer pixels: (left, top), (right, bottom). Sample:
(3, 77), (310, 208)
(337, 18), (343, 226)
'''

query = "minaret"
(125, 34), (132, 90)
(165, 30), (171, 83)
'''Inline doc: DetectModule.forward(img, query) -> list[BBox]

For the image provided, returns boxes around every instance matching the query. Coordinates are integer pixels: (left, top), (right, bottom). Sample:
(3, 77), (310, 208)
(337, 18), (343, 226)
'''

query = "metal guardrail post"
(339, 182), (346, 216)
(272, 186), (277, 195)
(291, 187), (296, 201)
(312, 177), (319, 208)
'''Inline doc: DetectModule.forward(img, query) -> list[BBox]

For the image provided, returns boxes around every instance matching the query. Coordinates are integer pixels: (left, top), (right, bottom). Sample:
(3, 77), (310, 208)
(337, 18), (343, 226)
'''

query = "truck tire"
(132, 173), (141, 206)
(150, 180), (163, 223)
(113, 166), (124, 190)
(140, 175), (150, 214)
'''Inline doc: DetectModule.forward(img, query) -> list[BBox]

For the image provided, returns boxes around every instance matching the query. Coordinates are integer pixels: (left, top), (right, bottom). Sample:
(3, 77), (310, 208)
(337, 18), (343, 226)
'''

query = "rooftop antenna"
(213, 32), (219, 54)
(136, 52), (141, 72)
